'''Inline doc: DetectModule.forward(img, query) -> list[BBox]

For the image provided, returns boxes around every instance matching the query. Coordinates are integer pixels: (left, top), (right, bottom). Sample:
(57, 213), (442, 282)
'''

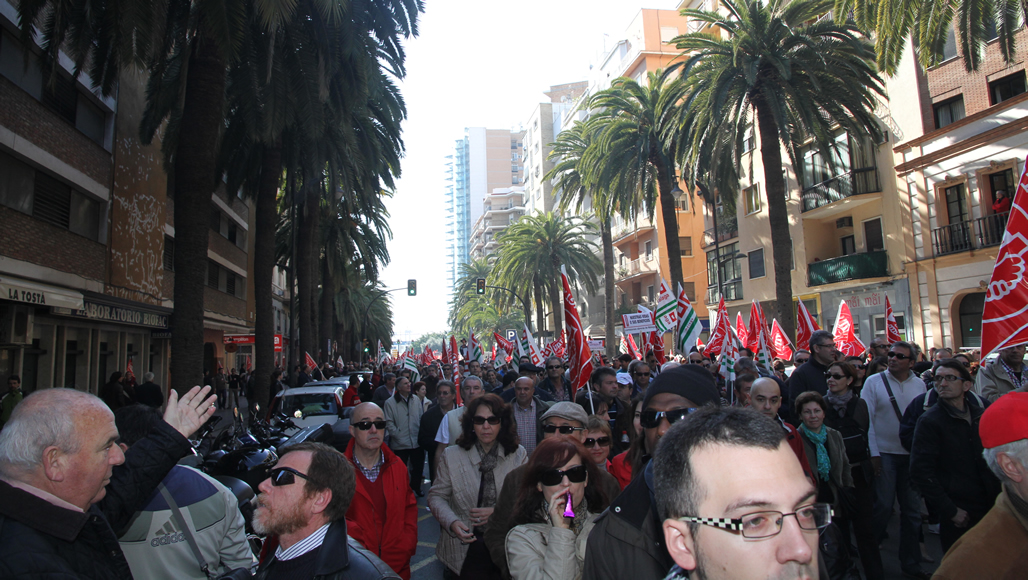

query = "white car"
(271, 384), (349, 428)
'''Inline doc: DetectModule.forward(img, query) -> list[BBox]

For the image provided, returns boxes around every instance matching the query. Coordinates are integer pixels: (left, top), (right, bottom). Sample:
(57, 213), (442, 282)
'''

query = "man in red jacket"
(749, 377), (814, 481)
(344, 402), (418, 579)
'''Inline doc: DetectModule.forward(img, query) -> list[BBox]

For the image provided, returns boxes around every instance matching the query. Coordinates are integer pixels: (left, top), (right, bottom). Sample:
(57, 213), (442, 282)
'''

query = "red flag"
(796, 299), (821, 351)
(490, 341), (497, 363)
(832, 301), (866, 357)
(126, 357), (135, 380)
(493, 332), (514, 358)
(748, 301), (772, 354)
(245, 357), (252, 372)
(696, 336), (705, 352)
(982, 157), (1028, 356)
(705, 298), (730, 357)
(561, 267), (593, 401)
(625, 333), (642, 360)
(770, 319), (794, 360)
(441, 339), (448, 364)
(304, 351), (317, 370)
(885, 295), (902, 344)
(449, 335), (462, 405)
(737, 312), (750, 351)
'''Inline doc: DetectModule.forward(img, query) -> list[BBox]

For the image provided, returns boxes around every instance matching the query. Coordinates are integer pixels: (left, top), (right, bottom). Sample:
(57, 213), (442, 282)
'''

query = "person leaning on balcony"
(976, 344), (1027, 402)
(992, 189), (1012, 214)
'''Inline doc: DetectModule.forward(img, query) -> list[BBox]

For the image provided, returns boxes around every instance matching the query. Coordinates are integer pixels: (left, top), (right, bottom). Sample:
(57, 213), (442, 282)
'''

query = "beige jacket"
(976, 359), (1024, 402)
(427, 443), (527, 574)
(504, 516), (597, 580)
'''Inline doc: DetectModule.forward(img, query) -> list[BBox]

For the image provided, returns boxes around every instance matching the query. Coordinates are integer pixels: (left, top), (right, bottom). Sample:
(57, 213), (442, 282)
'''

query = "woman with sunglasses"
(844, 355), (867, 395)
(505, 437), (609, 580)
(428, 393), (526, 579)
(583, 415), (614, 470)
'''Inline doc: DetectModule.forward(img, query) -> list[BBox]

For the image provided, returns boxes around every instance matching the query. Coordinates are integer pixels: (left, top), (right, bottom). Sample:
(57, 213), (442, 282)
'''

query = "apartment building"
(469, 187), (527, 261)
(0, 4), (258, 394)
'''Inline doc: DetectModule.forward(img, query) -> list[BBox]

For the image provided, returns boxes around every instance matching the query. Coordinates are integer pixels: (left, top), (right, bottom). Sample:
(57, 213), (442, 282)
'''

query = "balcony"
(801, 167), (881, 213)
(706, 280), (743, 304)
(807, 250), (888, 287)
(931, 212), (1008, 256)
(702, 215), (739, 247)
(615, 250), (660, 282)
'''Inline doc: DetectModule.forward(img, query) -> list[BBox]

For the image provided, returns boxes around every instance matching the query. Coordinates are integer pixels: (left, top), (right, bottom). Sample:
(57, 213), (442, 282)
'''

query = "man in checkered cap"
(933, 391), (1028, 579)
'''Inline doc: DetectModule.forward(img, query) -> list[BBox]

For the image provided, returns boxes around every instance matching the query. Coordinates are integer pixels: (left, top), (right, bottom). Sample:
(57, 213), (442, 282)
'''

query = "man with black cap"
(583, 365), (721, 580)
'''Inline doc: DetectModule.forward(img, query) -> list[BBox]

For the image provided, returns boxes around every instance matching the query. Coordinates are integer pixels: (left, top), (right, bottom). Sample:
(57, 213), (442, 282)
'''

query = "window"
(682, 282), (696, 301)
(644, 241), (653, 260)
(864, 218), (884, 252)
(677, 195), (690, 211)
(225, 273), (236, 296)
(934, 96), (965, 129)
(0, 151), (102, 240)
(748, 249), (765, 278)
(211, 210), (222, 232)
(742, 125), (755, 153)
(660, 26), (679, 43)
(744, 184), (761, 214)
(32, 173), (71, 229)
(680, 237), (692, 257)
(945, 183), (969, 224)
(707, 243), (743, 286)
(989, 71), (1026, 105)
(958, 293), (985, 347)
(941, 26), (958, 61)
(987, 168), (1015, 211)
(164, 236), (175, 271)
(841, 235), (856, 255)
(873, 314), (907, 340)
(208, 261), (221, 289)
(647, 285), (655, 303)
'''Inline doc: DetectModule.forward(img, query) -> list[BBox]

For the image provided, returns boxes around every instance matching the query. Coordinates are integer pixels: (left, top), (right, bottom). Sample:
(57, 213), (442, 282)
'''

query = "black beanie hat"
(642, 364), (721, 409)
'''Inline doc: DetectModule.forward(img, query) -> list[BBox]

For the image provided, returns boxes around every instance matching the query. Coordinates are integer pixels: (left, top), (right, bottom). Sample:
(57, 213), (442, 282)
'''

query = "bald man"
(749, 377), (813, 480)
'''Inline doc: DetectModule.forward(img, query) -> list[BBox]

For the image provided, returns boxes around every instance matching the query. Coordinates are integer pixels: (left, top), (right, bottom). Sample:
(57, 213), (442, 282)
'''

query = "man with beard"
(655, 406), (824, 580)
(252, 442), (399, 580)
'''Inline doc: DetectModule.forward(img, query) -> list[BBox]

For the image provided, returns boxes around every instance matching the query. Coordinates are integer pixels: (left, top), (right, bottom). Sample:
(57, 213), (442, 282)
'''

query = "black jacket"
(822, 395), (872, 467)
(788, 359), (830, 400)
(134, 382), (163, 408)
(899, 388), (988, 452)
(909, 397), (1001, 520)
(254, 519), (399, 580)
(0, 420), (190, 579)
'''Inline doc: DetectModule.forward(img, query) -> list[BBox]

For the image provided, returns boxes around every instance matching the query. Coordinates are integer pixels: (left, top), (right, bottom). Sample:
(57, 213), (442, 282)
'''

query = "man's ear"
(42, 446), (66, 483)
(998, 452), (1025, 483)
(310, 489), (332, 515)
(663, 518), (699, 571)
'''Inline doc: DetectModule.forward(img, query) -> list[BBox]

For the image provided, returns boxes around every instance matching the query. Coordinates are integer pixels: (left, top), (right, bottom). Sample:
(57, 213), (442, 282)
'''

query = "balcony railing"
(807, 250), (888, 286)
(702, 215), (739, 247)
(706, 280), (743, 304)
(801, 167), (881, 212)
(616, 250), (660, 280)
(931, 212), (1008, 256)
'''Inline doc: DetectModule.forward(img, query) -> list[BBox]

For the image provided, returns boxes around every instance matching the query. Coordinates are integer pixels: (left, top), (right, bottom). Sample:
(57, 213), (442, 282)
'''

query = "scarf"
(1000, 358), (1026, 390)
(540, 497), (591, 535)
(475, 440), (502, 532)
(799, 423), (831, 482)
(823, 390), (853, 417)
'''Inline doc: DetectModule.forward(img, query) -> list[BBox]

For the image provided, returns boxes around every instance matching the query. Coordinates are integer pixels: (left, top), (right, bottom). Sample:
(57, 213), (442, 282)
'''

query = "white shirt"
(434, 406), (465, 445)
(276, 523), (330, 561)
(861, 370), (926, 456)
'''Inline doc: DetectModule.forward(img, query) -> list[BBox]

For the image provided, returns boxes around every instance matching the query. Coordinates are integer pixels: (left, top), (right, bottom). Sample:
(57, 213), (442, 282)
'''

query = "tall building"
(445, 128), (524, 285)
(469, 187), (527, 261)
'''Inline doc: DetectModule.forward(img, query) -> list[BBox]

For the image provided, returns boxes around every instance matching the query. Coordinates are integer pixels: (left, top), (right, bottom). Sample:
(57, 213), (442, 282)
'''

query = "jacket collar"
(313, 519), (351, 575)
(1000, 486), (1028, 533)
(0, 479), (90, 542)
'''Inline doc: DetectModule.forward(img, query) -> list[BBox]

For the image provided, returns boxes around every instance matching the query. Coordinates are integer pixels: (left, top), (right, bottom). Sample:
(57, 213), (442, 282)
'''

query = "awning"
(0, 276), (84, 310)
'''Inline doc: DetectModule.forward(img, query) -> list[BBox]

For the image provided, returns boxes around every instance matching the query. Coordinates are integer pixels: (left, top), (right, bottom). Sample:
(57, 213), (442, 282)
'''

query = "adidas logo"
(150, 518), (187, 547)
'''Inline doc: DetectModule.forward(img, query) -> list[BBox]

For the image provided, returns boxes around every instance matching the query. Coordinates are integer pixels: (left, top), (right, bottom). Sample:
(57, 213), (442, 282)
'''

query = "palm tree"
(833, 0), (1024, 73)
(588, 71), (689, 291)
(492, 213), (602, 337)
(671, 0), (884, 339)
(547, 121), (619, 356)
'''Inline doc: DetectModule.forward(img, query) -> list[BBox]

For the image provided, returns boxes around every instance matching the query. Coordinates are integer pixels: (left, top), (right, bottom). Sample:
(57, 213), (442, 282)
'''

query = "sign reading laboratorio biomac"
(52, 300), (170, 329)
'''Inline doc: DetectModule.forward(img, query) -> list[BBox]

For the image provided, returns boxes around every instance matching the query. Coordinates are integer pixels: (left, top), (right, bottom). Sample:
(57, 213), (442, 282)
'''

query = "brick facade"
(0, 204), (105, 281)
(925, 29), (1028, 117)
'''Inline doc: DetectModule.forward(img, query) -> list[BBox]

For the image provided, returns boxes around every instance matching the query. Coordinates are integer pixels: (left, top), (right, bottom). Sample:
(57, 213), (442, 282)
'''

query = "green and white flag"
(468, 332), (484, 363)
(655, 278), (678, 333)
(675, 283), (702, 355)
(402, 351), (420, 383)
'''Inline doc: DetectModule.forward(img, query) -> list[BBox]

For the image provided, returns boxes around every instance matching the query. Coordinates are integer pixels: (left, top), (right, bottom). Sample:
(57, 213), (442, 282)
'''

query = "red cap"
(980, 392), (1028, 449)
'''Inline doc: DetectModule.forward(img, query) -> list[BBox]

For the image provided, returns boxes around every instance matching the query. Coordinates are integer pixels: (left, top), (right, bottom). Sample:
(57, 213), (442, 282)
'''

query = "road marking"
(411, 555), (438, 573)
(417, 541), (436, 548)
(418, 512), (434, 522)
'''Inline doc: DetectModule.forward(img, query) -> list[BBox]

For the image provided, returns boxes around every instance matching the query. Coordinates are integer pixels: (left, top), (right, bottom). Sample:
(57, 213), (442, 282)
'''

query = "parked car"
(268, 384), (352, 451)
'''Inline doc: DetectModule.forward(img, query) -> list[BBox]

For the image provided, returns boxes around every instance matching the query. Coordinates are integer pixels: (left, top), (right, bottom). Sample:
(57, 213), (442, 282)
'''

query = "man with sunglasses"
(654, 406), (825, 580)
(584, 365), (721, 580)
(867, 337), (890, 362)
(859, 340), (928, 579)
(433, 376), (487, 471)
(342, 403), (418, 579)
(629, 361), (653, 397)
(537, 357), (572, 402)
(253, 442), (400, 580)
(485, 402), (620, 580)
(976, 343), (1028, 402)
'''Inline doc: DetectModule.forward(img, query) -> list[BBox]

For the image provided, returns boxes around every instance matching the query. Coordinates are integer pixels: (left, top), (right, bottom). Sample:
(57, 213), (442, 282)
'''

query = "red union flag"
(770, 319), (794, 360)
(747, 300), (772, 354)
(705, 297), (730, 357)
(736, 313), (749, 351)
(561, 267), (593, 401)
(885, 295), (902, 344)
(796, 299), (821, 351)
(982, 156), (1028, 358)
(304, 352), (317, 370)
(449, 335), (462, 404)
(832, 301), (866, 357)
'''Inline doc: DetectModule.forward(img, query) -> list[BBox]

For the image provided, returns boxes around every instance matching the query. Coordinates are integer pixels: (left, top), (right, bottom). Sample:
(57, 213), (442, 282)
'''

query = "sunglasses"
(542, 424), (585, 434)
(473, 415), (501, 425)
(824, 372), (847, 380)
(539, 464), (588, 486)
(353, 419), (387, 430)
(584, 436), (611, 448)
(795, 358), (809, 364)
(640, 408), (697, 429)
(888, 352), (912, 360)
(269, 466), (310, 487)
(546, 365), (562, 370)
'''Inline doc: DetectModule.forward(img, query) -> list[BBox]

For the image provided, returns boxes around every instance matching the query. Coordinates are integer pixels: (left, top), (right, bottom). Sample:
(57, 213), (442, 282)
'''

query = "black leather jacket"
(254, 519), (399, 580)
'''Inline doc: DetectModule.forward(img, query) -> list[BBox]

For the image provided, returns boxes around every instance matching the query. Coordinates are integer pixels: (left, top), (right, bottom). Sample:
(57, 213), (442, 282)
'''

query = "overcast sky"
(381, 0), (673, 343)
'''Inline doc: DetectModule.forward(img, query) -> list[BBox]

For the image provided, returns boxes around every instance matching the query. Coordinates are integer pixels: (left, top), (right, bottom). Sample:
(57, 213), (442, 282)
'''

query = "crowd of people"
(0, 334), (1026, 580)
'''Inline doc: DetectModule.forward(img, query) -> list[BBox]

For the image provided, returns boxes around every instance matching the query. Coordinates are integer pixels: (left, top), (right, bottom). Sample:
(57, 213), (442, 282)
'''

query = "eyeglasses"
(584, 436), (611, 448)
(542, 424), (584, 434)
(539, 464), (588, 486)
(353, 419), (387, 430)
(473, 415), (501, 425)
(269, 466), (311, 487)
(634, 372), (651, 377)
(814, 343), (836, 350)
(934, 374), (965, 384)
(823, 372), (847, 380)
(640, 408), (697, 429)
(888, 352), (912, 360)
(544, 365), (561, 370)
(795, 358), (809, 364)
(678, 503), (833, 539)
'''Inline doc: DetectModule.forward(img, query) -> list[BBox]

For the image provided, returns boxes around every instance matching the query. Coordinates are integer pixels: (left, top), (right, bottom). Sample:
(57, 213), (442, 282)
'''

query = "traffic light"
(407, 279), (417, 296)
(363, 339), (370, 353)
(476, 278), (486, 295)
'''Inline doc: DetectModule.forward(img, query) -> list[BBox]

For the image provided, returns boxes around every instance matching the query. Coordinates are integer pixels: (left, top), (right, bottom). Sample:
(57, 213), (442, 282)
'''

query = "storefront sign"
(1, 277), (83, 310)
(52, 299), (170, 329)
(842, 291), (886, 310)
(224, 334), (284, 352)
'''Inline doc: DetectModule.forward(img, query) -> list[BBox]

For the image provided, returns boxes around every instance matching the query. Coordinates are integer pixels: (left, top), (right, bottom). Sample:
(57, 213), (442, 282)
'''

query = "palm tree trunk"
(754, 99), (796, 340)
(169, 34), (226, 394)
(601, 217), (616, 357)
(253, 144), (281, 410)
(319, 254), (334, 362)
(656, 156), (684, 290)
(296, 186), (318, 367)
